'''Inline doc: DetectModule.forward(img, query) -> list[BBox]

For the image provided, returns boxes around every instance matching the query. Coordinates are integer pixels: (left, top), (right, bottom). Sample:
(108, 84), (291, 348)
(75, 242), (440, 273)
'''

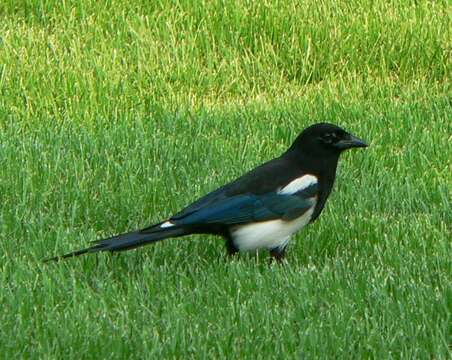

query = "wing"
(171, 182), (318, 227)
(171, 155), (303, 220)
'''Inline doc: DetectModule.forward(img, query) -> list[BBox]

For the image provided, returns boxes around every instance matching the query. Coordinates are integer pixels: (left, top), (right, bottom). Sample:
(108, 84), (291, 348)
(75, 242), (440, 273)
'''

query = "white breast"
(230, 203), (315, 252)
(230, 174), (318, 252)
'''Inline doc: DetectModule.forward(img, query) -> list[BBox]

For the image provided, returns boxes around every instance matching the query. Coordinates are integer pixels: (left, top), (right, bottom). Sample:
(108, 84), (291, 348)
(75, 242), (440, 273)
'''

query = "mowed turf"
(0, 0), (450, 358)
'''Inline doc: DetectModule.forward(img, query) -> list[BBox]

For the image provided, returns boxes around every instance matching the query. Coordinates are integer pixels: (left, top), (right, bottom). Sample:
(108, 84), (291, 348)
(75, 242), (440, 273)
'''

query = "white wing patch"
(278, 174), (317, 195)
(160, 221), (175, 228)
(231, 174), (318, 252)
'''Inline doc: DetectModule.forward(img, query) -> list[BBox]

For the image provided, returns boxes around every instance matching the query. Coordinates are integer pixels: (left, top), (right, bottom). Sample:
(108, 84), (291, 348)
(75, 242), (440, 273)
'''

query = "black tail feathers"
(45, 224), (188, 262)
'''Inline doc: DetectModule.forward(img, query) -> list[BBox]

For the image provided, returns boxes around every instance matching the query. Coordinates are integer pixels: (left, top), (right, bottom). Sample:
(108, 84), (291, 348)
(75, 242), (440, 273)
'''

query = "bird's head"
(289, 123), (368, 157)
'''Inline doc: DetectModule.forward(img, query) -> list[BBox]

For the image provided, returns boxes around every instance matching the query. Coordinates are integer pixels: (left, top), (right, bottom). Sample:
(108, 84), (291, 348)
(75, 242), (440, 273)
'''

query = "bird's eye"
(322, 132), (338, 144)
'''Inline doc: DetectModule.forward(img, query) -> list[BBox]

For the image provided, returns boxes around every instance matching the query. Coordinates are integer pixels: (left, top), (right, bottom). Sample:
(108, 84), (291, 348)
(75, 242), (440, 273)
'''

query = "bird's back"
(171, 155), (304, 221)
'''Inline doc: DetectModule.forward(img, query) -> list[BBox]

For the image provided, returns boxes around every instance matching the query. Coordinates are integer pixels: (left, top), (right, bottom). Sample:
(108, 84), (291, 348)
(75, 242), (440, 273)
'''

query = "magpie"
(47, 123), (368, 262)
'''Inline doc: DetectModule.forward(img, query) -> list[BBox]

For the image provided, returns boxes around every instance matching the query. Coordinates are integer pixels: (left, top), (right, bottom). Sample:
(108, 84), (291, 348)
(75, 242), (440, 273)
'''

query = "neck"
(285, 148), (340, 180)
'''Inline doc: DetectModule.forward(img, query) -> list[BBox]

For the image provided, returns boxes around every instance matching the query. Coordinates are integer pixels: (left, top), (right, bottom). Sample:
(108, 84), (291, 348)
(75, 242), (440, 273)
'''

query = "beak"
(335, 134), (368, 150)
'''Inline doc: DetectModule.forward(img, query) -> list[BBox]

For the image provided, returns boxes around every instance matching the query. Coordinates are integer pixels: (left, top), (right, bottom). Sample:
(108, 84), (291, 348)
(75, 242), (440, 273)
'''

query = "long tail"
(45, 223), (188, 262)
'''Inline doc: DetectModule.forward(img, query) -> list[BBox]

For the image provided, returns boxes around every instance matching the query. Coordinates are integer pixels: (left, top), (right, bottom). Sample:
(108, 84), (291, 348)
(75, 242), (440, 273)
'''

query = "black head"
(289, 123), (368, 157)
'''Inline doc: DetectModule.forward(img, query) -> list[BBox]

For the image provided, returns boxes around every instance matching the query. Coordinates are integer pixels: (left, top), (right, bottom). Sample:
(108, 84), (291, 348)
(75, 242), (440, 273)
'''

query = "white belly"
(230, 207), (314, 251)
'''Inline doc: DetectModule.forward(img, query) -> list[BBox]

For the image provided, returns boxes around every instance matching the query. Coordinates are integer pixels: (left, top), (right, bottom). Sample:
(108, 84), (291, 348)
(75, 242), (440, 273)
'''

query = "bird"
(46, 123), (368, 262)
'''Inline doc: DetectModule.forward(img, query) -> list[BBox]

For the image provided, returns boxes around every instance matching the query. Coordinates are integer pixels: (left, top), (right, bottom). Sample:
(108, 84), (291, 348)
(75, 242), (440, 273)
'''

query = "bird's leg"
(225, 238), (239, 258)
(269, 247), (286, 263)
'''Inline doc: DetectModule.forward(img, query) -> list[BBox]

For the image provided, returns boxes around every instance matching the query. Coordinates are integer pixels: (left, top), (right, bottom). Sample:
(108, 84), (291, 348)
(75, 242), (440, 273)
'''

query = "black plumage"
(47, 123), (368, 262)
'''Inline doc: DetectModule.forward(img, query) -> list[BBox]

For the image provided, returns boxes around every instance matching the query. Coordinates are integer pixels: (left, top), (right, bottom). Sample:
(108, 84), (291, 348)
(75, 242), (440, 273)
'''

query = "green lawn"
(0, 0), (450, 358)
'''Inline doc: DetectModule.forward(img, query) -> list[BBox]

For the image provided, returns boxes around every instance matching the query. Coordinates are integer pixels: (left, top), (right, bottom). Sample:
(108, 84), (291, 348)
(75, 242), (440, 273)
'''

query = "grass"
(0, 0), (450, 358)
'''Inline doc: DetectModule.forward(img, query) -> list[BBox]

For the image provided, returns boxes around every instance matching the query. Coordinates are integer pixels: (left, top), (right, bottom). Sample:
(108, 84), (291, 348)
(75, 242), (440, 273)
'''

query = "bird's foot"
(225, 239), (239, 258)
(269, 248), (287, 264)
